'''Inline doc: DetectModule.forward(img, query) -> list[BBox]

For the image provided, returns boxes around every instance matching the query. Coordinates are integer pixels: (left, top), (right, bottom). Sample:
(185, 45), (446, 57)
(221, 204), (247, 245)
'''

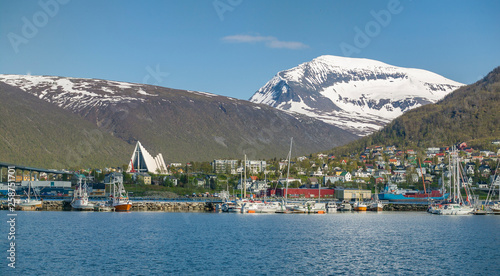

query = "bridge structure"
(0, 161), (70, 184)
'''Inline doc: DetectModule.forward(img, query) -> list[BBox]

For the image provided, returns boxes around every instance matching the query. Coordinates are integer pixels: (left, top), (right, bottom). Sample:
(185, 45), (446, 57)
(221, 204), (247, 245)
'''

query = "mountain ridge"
(0, 74), (358, 167)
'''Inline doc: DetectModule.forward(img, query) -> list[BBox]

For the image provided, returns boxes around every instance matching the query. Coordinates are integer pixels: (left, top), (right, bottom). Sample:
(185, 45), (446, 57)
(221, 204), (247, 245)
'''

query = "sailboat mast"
(244, 154), (247, 199)
(285, 138), (293, 203)
(418, 158), (428, 202)
(318, 182), (321, 203)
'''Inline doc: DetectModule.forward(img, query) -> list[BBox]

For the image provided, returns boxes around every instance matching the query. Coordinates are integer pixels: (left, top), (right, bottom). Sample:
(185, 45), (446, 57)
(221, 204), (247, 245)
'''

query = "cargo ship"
(378, 183), (449, 202)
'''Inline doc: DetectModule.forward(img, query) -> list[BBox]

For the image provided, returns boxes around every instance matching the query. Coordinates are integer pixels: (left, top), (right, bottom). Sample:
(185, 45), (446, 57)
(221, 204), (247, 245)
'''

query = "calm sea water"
(1, 211), (499, 275)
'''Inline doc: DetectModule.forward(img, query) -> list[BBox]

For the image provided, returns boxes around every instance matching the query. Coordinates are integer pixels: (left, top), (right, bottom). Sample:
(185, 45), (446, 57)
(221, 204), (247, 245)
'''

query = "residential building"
(212, 159), (239, 174)
(104, 172), (123, 184)
(136, 173), (152, 185)
(245, 160), (267, 174)
(164, 175), (178, 186)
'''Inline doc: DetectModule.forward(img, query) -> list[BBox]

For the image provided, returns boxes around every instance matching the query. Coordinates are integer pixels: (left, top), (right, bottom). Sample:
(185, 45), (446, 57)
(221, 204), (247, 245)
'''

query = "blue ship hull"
(378, 193), (449, 202)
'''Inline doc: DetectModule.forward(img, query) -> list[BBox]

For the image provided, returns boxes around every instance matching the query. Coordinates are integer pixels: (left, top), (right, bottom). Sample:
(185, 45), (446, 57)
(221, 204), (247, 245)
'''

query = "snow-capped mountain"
(250, 55), (464, 136)
(0, 74), (358, 163)
(0, 74), (197, 112)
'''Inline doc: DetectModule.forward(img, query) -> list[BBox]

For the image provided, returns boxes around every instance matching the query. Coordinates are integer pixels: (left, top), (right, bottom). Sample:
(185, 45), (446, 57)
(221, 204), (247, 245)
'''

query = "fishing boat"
(109, 174), (132, 212)
(353, 200), (367, 211)
(368, 186), (384, 211)
(18, 182), (43, 211)
(71, 178), (94, 211)
(368, 200), (383, 212)
(352, 188), (367, 211)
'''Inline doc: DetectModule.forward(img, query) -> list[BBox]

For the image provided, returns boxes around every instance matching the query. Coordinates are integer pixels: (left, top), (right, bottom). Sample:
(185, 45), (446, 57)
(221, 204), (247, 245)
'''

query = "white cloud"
(222, 34), (308, 50)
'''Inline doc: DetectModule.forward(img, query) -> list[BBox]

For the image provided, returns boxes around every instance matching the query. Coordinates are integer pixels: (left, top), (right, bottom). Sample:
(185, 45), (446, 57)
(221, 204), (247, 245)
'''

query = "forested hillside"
(332, 66), (500, 155)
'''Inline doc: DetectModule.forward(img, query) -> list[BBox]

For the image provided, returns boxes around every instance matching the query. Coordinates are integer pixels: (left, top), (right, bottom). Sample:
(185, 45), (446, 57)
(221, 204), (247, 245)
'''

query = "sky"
(1, 0), (499, 99)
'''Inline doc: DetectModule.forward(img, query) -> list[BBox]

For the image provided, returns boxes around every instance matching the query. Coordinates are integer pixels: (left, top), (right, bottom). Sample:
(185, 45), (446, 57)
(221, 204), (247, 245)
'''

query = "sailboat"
(110, 174), (132, 212)
(436, 146), (473, 215)
(482, 160), (500, 215)
(71, 178), (95, 211)
(18, 181), (43, 211)
(276, 138), (294, 214)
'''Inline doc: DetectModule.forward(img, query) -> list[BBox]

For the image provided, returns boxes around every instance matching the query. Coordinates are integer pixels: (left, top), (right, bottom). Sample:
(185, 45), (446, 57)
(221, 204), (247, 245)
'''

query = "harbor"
(0, 198), (460, 213)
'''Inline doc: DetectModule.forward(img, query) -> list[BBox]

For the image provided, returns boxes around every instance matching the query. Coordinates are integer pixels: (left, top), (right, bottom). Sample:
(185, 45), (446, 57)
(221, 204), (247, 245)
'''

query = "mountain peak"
(311, 55), (390, 68)
(250, 56), (464, 136)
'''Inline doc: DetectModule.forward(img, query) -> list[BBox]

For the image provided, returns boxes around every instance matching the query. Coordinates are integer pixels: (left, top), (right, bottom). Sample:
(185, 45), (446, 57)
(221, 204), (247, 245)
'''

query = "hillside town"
(4, 141), (498, 202)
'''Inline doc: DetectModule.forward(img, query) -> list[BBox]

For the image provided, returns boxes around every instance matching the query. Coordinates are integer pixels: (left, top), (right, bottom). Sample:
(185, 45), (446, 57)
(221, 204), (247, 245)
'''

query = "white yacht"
(242, 201), (281, 213)
(291, 201), (326, 213)
(437, 203), (473, 215)
(326, 202), (337, 213)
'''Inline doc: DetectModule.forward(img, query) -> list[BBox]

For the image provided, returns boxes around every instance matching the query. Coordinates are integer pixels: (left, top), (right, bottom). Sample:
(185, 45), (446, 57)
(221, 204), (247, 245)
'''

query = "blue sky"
(1, 0), (499, 99)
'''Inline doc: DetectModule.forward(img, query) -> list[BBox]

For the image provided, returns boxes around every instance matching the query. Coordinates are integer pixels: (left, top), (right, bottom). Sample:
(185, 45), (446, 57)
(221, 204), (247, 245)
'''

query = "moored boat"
(368, 201), (383, 212)
(18, 181), (43, 211)
(367, 190), (383, 211)
(109, 174), (132, 212)
(326, 201), (337, 213)
(242, 201), (281, 213)
(71, 178), (94, 211)
(434, 147), (473, 216)
(353, 201), (367, 211)
(94, 202), (114, 212)
(490, 203), (500, 215)
(338, 201), (352, 211)
(437, 203), (473, 215)
(379, 183), (448, 202)
(290, 201), (326, 213)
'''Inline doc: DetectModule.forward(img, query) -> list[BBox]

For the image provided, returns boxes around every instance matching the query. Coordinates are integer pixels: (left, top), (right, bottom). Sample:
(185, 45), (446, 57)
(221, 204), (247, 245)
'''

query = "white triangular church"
(127, 141), (168, 174)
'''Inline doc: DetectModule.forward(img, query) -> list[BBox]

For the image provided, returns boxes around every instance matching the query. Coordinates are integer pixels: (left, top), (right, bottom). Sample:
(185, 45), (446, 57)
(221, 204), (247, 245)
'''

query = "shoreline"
(0, 200), (429, 212)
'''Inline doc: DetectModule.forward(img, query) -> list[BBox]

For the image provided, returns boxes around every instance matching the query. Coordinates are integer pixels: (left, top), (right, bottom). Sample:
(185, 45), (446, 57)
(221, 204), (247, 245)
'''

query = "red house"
(267, 188), (334, 198)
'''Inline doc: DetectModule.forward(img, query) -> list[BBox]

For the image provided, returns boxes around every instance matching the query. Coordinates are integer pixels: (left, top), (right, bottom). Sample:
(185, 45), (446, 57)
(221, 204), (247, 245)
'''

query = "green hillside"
(0, 83), (133, 169)
(332, 66), (500, 155)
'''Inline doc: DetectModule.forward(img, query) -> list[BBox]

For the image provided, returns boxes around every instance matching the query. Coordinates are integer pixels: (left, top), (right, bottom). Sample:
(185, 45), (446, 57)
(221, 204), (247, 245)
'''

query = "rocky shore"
(0, 200), (211, 212)
(383, 203), (428, 211)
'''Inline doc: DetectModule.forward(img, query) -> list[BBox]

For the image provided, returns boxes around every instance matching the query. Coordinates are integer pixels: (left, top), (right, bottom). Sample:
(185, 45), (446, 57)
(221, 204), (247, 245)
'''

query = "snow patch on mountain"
(0, 75), (219, 114)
